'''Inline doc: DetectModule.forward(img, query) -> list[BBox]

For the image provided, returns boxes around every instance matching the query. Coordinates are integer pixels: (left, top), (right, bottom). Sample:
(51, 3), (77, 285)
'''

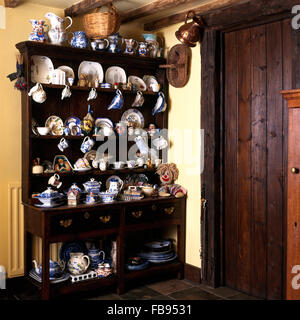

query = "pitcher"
(67, 252), (90, 275)
(124, 39), (137, 55)
(45, 12), (72, 45)
(107, 33), (123, 53)
(28, 20), (49, 42)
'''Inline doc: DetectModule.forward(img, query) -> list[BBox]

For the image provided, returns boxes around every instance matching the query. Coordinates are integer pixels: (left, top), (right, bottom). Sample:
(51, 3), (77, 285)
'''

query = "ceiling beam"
(144, 0), (297, 31)
(65, 0), (116, 17)
(121, 0), (199, 24)
(4, 0), (22, 8)
(143, 0), (249, 30)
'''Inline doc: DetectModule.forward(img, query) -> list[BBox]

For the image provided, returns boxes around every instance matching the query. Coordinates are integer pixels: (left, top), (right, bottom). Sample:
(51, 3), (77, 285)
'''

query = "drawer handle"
(292, 167), (299, 174)
(99, 215), (111, 224)
(84, 212), (90, 219)
(59, 219), (72, 228)
(152, 205), (157, 211)
(164, 207), (175, 215)
(132, 211), (143, 218)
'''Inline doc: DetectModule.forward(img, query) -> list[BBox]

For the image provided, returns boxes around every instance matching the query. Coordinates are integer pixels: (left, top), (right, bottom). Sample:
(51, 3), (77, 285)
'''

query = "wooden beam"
(121, 0), (198, 24)
(144, 0), (296, 31)
(4, 0), (22, 8)
(65, 0), (115, 17)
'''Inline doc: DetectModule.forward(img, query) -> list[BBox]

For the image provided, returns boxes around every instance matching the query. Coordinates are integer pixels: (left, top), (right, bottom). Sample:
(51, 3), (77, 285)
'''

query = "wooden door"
(224, 20), (292, 299)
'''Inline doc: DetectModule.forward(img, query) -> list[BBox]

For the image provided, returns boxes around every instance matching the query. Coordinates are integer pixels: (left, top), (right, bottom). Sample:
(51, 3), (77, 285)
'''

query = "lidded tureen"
(83, 178), (102, 193)
(36, 187), (60, 206)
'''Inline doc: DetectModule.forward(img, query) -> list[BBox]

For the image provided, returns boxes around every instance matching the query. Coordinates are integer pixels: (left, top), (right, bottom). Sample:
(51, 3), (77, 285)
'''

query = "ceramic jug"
(124, 39), (137, 55)
(108, 178), (123, 194)
(67, 252), (90, 275)
(107, 33), (123, 53)
(142, 34), (159, 58)
(45, 12), (72, 45)
(69, 31), (89, 49)
(137, 42), (148, 56)
(28, 20), (49, 42)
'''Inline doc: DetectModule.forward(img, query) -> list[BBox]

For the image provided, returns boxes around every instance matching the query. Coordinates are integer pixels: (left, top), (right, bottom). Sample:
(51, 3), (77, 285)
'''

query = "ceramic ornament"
(152, 92), (167, 115)
(107, 89), (124, 110)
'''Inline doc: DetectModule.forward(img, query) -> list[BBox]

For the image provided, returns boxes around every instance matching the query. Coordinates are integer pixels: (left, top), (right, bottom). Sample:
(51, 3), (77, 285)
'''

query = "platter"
(128, 76), (147, 91)
(95, 117), (113, 128)
(105, 66), (127, 84)
(58, 65), (75, 85)
(78, 61), (104, 83)
(121, 109), (144, 128)
(143, 75), (159, 89)
(53, 155), (73, 173)
(31, 55), (54, 84)
(45, 115), (64, 135)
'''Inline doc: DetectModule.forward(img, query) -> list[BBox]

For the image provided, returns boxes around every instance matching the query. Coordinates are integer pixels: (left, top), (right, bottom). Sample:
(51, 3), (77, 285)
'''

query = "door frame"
(200, 2), (297, 291)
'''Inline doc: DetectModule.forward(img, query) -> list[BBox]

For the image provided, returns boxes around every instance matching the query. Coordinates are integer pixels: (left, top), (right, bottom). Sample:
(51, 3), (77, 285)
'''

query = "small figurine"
(77, 73), (88, 87)
(67, 188), (80, 206)
(156, 163), (187, 198)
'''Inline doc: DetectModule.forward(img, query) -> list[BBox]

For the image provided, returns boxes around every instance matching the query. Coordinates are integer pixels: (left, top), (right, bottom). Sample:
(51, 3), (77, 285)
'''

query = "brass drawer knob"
(132, 211), (143, 218)
(164, 207), (175, 215)
(152, 205), (157, 211)
(99, 215), (111, 224)
(84, 212), (90, 219)
(59, 219), (72, 228)
(291, 167), (300, 174)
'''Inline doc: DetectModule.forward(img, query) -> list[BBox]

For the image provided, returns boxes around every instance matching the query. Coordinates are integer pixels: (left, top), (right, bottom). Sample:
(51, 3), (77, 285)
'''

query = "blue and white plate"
(121, 109), (144, 128)
(59, 241), (88, 263)
(144, 240), (172, 252)
(148, 253), (177, 264)
(65, 116), (81, 128)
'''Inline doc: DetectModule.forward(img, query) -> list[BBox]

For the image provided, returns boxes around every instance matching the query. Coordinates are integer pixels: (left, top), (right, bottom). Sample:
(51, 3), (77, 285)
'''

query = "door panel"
(224, 20), (290, 299)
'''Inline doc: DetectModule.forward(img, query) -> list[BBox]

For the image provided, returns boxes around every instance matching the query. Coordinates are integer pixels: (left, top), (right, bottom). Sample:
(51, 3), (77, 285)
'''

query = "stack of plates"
(139, 240), (177, 264)
(126, 257), (150, 271)
(29, 269), (70, 283)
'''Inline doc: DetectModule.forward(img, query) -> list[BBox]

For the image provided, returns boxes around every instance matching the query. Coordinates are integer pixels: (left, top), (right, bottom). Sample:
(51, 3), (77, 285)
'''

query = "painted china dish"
(143, 75), (159, 89)
(78, 61), (104, 83)
(105, 66), (127, 84)
(83, 150), (97, 161)
(128, 76), (147, 91)
(53, 155), (73, 173)
(95, 117), (113, 128)
(121, 109), (144, 128)
(45, 115), (64, 135)
(31, 55), (54, 84)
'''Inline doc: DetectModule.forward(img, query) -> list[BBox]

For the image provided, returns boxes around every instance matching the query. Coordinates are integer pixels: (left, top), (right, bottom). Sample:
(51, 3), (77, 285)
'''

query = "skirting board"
(184, 263), (201, 283)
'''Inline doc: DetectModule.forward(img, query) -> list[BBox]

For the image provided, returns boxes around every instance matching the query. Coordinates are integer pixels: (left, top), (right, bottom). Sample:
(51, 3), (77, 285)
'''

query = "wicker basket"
(83, 3), (120, 40)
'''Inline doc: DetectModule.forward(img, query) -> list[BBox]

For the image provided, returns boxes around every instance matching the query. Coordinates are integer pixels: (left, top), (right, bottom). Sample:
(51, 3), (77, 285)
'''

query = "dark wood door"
(224, 19), (292, 299)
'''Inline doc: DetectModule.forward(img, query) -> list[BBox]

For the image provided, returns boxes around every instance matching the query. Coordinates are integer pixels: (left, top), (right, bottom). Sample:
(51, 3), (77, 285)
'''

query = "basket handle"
(92, 3), (117, 14)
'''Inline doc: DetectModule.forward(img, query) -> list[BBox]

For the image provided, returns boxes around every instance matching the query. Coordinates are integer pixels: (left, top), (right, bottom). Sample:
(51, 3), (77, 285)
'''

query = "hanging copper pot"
(175, 11), (204, 47)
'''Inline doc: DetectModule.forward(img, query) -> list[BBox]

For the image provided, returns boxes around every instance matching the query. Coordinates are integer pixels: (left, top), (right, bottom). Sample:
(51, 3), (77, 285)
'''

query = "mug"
(80, 136), (95, 153)
(128, 127), (134, 136)
(28, 83), (47, 103)
(64, 126), (71, 135)
(67, 78), (74, 86)
(99, 160), (108, 171)
(87, 88), (97, 101)
(58, 138), (69, 152)
(92, 159), (99, 169)
(127, 160), (136, 168)
(48, 173), (62, 188)
(61, 85), (71, 100)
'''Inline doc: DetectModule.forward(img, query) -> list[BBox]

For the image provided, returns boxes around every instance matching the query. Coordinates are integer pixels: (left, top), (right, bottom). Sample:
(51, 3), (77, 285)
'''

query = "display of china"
(57, 137), (69, 152)
(45, 12), (72, 45)
(108, 178), (123, 194)
(68, 31), (89, 49)
(48, 173), (62, 189)
(86, 192), (99, 204)
(137, 42), (148, 56)
(28, 19), (49, 42)
(142, 33), (160, 58)
(115, 122), (126, 136)
(37, 127), (50, 135)
(152, 91), (167, 115)
(107, 33), (123, 53)
(112, 161), (125, 169)
(124, 39), (137, 55)
(32, 259), (65, 278)
(80, 136), (95, 153)
(36, 187), (61, 206)
(28, 83), (46, 103)
(67, 252), (90, 275)
(107, 89), (124, 110)
(83, 178), (102, 193)
(91, 39), (109, 51)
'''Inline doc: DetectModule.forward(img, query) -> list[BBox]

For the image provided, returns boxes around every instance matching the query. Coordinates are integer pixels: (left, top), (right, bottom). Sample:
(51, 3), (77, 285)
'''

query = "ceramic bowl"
(37, 127), (50, 135)
(142, 186), (154, 197)
(113, 161), (125, 169)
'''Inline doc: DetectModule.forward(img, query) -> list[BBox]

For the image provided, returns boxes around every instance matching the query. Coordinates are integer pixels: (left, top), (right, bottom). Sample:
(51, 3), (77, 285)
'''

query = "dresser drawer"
(125, 204), (157, 224)
(49, 209), (120, 235)
(155, 201), (181, 220)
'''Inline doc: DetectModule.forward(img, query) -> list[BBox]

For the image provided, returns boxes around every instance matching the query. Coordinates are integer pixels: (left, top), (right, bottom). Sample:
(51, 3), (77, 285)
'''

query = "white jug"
(45, 12), (72, 45)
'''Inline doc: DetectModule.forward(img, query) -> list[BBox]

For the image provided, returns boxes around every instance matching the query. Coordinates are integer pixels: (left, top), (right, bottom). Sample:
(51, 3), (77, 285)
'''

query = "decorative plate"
(45, 116), (64, 135)
(147, 253), (177, 264)
(105, 175), (123, 190)
(128, 76), (147, 91)
(123, 174), (149, 188)
(121, 109), (144, 128)
(73, 167), (92, 172)
(57, 65), (75, 85)
(53, 155), (73, 173)
(143, 75), (158, 89)
(31, 55), (54, 84)
(59, 241), (88, 263)
(65, 116), (81, 128)
(105, 66), (127, 84)
(84, 150), (97, 161)
(95, 117), (113, 128)
(78, 61), (104, 83)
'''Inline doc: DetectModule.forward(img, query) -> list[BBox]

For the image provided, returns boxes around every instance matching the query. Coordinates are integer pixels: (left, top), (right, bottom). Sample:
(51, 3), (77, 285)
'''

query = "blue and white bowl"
(36, 187), (61, 206)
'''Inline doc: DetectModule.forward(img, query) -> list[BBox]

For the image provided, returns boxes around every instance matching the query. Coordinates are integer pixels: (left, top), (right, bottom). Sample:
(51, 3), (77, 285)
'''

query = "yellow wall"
(0, 1), (64, 275)
(0, 4), (201, 275)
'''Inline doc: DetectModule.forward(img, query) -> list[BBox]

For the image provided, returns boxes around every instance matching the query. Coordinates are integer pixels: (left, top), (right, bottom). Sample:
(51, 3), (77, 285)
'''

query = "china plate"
(59, 241), (88, 263)
(74, 167), (92, 172)
(128, 76), (147, 91)
(105, 175), (123, 190)
(121, 109), (144, 128)
(78, 61), (104, 83)
(84, 150), (97, 161)
(148, 253), (177, 264)
(31, 55), (54, 84)
(65, 116), (81, 128)
(95, 117), (113, 128)
(45, 116), (64, 135)
(34, 201), (63, 208)
(53, 155), (73, 173)
(123, 174), (149, 188)
(105, 66), (127, 84)
(143, 75), (158, 89)
(58, 65), (75, 85)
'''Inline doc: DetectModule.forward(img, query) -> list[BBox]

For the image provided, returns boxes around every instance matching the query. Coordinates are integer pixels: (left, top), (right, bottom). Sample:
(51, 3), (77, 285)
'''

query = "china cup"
(57, 138), (69, 152)
(80, 136), (95, 153)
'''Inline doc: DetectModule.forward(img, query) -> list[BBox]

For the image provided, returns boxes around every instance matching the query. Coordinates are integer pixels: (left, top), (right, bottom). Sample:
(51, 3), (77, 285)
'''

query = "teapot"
(45, 12), (72, 45)
(28, 19), (49, 42)
(32, 259), (65, 278)
(83, 178), (102, 193)
(67, 252), (90, 275)
(108, 178), (123, 194)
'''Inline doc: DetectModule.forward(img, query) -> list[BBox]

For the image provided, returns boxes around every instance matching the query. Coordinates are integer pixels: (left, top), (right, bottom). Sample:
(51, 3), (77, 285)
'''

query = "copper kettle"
(175, 11), (204, 47)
